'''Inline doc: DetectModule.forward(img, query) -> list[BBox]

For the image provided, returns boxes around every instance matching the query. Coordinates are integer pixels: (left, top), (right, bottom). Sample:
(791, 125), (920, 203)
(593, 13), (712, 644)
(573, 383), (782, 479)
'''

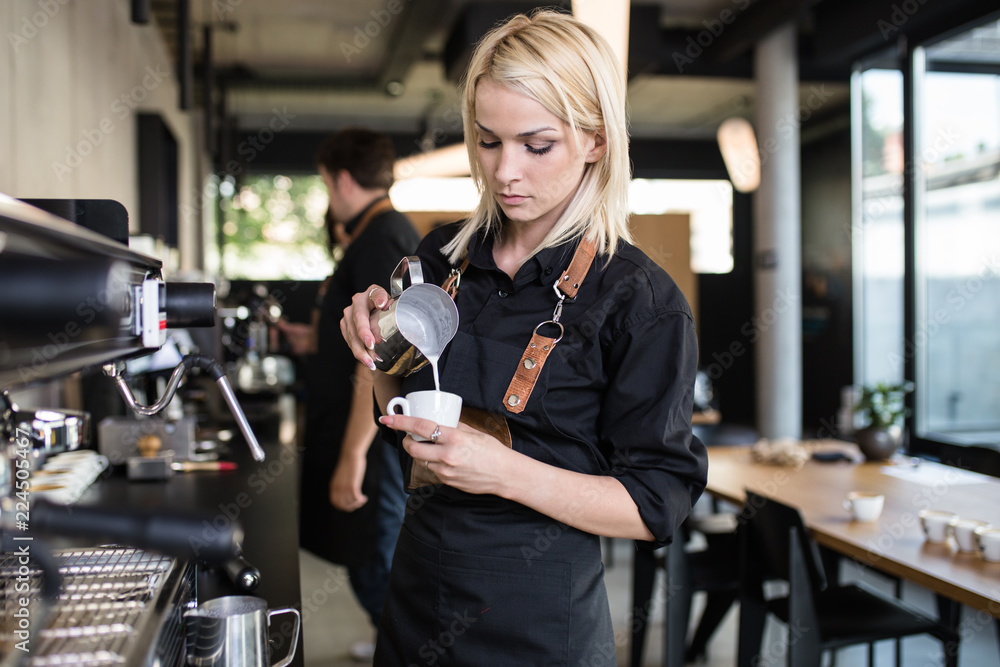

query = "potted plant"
(853, 382), (912, 461)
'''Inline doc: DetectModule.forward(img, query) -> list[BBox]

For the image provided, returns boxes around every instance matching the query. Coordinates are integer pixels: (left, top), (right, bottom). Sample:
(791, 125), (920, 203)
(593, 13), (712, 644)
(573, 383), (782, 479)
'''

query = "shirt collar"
(465, 227), (582, 288)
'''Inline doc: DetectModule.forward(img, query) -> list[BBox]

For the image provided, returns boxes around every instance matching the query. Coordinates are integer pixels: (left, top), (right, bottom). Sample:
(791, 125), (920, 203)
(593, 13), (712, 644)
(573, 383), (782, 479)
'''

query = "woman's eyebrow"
(475, 121), (557, 138)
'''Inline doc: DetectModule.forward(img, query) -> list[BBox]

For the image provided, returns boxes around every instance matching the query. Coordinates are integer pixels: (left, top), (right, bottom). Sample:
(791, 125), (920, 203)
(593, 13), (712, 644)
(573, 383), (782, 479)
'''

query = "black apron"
(373, 329), (616, 666)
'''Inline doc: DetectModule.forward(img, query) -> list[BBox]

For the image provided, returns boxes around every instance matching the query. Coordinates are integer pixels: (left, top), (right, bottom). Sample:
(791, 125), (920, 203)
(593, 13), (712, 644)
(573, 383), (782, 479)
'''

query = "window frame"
(902, 15), (1000, 461)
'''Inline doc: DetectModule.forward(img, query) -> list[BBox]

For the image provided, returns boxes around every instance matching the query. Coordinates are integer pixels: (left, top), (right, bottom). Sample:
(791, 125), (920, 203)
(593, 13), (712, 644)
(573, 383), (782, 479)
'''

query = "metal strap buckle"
(532, 320), (564, 344)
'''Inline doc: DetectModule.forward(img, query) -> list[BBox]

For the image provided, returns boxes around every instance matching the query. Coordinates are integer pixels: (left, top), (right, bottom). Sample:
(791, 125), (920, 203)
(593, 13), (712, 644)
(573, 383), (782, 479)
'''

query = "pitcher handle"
(390, 256), (424, 297)
(267, 606), (301, 667)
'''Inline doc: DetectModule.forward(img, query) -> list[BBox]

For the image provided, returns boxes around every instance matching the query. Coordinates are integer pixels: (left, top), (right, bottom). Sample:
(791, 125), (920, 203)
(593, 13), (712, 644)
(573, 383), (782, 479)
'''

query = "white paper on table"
(879, 462), (993, 486)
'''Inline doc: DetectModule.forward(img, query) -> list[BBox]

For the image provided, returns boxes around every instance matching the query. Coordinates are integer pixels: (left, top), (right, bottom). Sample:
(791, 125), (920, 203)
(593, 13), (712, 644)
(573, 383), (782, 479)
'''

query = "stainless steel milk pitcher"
(369, 257), (459, 377)
(184, 595), (300, 667)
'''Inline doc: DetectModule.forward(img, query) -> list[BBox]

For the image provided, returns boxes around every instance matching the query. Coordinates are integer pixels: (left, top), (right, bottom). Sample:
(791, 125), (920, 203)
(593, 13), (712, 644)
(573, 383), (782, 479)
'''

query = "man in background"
(279, 128), (418, 661)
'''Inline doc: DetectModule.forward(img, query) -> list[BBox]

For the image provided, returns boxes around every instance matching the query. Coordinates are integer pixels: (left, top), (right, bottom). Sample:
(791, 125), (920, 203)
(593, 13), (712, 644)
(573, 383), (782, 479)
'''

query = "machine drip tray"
(0, 546), (195, 666)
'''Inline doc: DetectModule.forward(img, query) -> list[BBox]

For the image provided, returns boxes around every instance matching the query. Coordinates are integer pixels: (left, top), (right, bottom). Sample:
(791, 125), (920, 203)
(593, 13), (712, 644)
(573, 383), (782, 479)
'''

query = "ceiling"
(149, 0), (868, 143)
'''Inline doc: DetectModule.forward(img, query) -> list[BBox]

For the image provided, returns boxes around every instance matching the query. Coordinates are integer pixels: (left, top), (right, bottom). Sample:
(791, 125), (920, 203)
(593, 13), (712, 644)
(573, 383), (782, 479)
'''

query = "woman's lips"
(500, 193), (527, 205)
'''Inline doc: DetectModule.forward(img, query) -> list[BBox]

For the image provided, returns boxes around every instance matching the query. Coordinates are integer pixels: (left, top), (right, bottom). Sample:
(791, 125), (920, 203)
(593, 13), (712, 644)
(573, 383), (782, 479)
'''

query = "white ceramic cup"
(919, 510), (959, 543)
(387, 391), (463, 442)
(951, 519), (991, 553)
(843, 492), (884, 522)
(976, 527), (1000, 562)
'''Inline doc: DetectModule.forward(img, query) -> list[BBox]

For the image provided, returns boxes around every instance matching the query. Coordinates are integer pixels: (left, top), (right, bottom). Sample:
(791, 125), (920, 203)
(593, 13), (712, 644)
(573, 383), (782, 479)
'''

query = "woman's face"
(473, 79), (604, 234)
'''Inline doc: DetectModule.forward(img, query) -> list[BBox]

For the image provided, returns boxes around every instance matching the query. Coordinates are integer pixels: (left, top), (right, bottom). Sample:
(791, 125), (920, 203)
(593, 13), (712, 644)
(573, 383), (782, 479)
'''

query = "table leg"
(631, 542), (658, 667)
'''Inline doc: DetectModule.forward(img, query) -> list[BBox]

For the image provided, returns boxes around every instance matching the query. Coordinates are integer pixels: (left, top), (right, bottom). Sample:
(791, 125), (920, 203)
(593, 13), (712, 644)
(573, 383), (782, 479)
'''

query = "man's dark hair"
(315, 128), (396, 190)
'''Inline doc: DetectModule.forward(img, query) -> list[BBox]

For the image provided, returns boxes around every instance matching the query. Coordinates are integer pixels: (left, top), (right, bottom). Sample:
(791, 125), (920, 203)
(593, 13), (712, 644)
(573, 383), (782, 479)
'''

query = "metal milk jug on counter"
(370, 256), (459, 379)
(184, 595), (300, 667)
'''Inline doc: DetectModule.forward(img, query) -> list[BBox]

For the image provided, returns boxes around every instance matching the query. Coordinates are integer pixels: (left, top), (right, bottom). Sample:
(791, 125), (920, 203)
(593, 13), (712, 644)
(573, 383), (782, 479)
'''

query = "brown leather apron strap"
(503, 237), (598, 414)
(437, 236), (598, 415)
(556, 236), (597, 299)
(503, 330), (561, 414)
(442, 258), (469, 298)
(347, 197), (394, 243)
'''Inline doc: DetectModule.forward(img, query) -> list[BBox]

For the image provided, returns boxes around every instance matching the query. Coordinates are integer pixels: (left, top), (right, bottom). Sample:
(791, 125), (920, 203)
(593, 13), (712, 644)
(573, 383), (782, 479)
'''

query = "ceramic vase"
(855, 425), (903, 461)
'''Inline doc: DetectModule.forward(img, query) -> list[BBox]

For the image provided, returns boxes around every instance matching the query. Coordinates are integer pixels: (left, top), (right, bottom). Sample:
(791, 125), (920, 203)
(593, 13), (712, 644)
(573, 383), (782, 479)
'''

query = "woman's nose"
(494, 145), (521, 184)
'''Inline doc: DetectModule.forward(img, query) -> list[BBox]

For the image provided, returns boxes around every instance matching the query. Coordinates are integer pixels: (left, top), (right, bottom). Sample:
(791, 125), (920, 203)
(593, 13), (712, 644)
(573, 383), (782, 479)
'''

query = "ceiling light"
(717, 117), (760, 193)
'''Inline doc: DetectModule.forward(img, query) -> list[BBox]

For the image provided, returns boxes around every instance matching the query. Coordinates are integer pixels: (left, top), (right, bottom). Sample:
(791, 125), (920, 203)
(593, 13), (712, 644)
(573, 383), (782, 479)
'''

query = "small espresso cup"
(951, 518), (991, 553)
(919, 510), (959, 543)
(387, 391), (463, 442)
(843, 492), (884, 522)
(975, 527), (1000, 562)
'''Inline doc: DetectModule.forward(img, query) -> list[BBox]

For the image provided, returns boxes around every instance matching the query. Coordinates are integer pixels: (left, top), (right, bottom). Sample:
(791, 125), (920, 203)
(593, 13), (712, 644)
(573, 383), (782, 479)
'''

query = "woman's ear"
(585, 129), (608, 163)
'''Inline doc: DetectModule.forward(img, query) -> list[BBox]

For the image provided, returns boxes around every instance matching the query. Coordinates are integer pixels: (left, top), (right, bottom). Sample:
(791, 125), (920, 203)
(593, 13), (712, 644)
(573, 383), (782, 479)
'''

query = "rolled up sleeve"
(603, 307), (708, 546)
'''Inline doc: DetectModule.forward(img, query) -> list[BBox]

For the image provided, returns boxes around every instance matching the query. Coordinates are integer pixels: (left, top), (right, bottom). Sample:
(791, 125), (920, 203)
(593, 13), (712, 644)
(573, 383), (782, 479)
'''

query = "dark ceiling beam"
(443, 1), (572, 83)
(444, 2), (849, 84)
(210, 67), (379, 92)
(709, 0), (825, 64)
(812, 0), (1000, 66)
(628, 3), (846, 81)
(636, 30), (850, 80)
(377, 0), (453, 93)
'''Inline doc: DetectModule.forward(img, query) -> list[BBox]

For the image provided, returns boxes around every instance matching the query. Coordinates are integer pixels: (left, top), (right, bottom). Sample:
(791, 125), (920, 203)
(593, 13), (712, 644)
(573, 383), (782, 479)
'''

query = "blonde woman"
(341, 9), (706, 664)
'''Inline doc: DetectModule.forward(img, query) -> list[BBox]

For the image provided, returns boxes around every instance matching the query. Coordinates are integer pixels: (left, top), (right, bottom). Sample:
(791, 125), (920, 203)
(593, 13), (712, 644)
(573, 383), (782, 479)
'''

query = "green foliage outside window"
(220, 174), (334, 280)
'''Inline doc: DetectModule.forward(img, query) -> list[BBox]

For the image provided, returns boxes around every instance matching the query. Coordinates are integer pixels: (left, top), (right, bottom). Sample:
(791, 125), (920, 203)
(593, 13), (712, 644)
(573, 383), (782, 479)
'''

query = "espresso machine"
(0, 195), (264, 666)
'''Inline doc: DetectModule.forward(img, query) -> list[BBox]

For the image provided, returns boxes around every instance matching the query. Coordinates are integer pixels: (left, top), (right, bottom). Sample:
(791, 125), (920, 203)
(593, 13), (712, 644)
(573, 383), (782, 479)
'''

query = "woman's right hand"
(340, 285), (390, 371)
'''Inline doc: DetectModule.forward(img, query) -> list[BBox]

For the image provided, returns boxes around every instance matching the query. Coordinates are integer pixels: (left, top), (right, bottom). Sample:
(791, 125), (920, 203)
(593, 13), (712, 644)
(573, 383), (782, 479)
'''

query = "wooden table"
(706, 442), (1000, 618)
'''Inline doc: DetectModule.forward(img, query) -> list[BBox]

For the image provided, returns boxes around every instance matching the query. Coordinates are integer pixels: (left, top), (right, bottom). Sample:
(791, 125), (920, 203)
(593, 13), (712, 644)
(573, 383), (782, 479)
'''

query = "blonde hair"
(441, 9), (632, 265)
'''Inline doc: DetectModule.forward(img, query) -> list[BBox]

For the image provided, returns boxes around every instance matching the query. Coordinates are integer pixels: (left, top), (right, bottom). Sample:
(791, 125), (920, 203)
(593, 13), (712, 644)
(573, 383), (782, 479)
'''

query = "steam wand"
(103, 354), (265, 462)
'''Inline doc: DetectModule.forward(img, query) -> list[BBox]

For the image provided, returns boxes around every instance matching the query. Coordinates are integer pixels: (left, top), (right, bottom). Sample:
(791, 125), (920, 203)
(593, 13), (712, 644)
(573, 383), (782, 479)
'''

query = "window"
(853, 67), (905, 387)
(913, 22), (1000, 446)
(218, 174), (333, 280)
(856, 18), (1000, 455)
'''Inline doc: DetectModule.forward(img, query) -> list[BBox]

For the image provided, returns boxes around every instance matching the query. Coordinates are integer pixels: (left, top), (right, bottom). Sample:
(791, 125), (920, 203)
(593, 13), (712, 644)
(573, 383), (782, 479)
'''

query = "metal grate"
(0, 547), (192, 666)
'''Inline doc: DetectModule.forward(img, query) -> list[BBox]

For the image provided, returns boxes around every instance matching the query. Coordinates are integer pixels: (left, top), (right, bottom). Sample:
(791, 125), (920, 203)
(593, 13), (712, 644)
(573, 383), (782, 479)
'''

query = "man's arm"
(329, 361), (380, 511)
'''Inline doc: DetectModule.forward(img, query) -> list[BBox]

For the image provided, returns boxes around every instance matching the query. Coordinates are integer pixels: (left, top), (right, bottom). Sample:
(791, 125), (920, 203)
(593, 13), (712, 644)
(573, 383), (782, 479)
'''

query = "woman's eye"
(477, 139), (500, 149)
(526, 144), (553, 156)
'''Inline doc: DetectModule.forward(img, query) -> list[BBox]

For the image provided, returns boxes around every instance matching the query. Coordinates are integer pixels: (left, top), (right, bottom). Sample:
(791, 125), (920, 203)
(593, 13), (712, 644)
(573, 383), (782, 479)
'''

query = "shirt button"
(498, 290), (508, 298)
(544, 267), (553, 276)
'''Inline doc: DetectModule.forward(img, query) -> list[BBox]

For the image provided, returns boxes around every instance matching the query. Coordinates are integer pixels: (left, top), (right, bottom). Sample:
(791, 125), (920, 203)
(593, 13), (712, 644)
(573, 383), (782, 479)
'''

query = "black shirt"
(394, 223), (707, 546)
(308, 200), (420, 439)
(299, 199), (418, 566)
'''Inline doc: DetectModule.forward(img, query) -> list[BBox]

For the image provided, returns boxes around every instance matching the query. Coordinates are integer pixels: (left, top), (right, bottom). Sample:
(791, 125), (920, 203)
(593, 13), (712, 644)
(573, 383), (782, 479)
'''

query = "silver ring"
(368, 287), (380, 301)
(430, 425), (441, 443)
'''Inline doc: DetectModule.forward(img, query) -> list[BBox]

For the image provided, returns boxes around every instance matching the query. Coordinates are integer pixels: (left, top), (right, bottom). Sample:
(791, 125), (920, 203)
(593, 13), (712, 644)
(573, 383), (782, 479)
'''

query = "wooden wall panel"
(631, 213), (697, 326)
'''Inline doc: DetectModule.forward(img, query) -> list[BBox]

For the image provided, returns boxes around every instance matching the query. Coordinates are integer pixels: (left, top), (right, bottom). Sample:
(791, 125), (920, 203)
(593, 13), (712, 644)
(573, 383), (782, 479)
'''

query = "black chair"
(630, 525), (740, 667)
(737, 491), (960, 667)
(630, 420), (758, 666)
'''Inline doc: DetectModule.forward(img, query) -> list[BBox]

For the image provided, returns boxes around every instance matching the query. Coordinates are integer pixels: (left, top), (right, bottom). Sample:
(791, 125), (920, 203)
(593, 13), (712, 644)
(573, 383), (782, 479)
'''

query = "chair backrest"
(739, 490), (828, 591)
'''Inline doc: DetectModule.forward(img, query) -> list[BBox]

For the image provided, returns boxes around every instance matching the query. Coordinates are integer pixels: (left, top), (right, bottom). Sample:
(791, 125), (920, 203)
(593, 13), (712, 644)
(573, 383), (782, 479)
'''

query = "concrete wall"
(0, 0), (204, 271)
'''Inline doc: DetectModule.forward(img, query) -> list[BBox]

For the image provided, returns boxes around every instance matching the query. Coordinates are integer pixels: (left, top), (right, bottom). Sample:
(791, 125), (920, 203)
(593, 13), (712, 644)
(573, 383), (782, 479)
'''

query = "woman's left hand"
(378, 413), (513, 496)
